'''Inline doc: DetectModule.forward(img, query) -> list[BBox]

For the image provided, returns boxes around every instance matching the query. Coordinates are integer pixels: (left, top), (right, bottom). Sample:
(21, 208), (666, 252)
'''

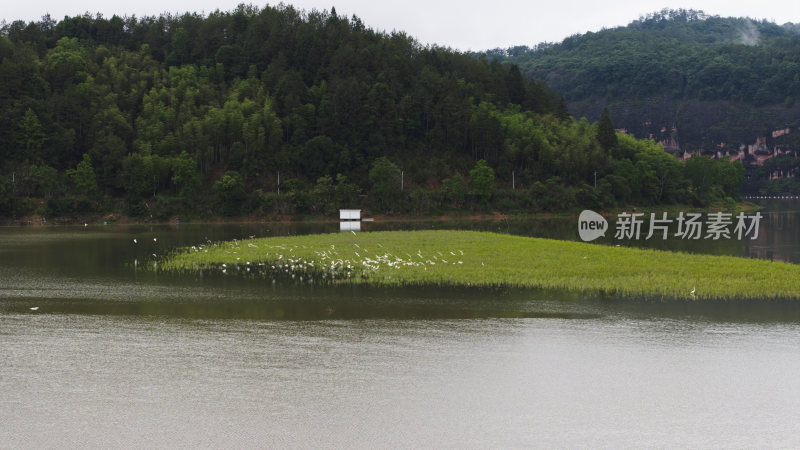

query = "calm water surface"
(2, 203), (800, 448)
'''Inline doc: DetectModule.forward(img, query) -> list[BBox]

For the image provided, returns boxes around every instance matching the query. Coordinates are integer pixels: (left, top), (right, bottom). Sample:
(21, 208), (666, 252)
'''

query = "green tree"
(368, 157), (401, 212)
(469, 159), (495, 201)
(170, 151), (200, 202)
(441, 174), (467, 208)
(17, 109), (46, 163)
(334, 174), (360, 207)
(684, 155), (715, 198)
(169, 28), (191, 65)
(214, 171), (245, 216)
(711, 159), (745, 199)
(45, 37), (87, 91)
(119, 153), (155, 200)
(67, 153), (97, 195)
(596, 107), (617, 153)
(27, 165), (60, 198)
(310, 175), (335, 214)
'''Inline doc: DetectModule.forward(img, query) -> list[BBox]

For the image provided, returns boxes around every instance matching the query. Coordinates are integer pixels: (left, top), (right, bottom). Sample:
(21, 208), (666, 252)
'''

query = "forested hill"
(484, 9), (800, 155)
(0, 5), (743, 220)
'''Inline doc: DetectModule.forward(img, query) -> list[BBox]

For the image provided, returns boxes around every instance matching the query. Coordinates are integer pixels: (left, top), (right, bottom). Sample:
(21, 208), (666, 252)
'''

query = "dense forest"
(484, 9), (800, 194)
(0, 5), (744, 221)
(489, 9), (800, 107)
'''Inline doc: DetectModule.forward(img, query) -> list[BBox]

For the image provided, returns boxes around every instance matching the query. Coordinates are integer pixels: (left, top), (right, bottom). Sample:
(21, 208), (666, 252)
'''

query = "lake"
(2, 202), (800, 448)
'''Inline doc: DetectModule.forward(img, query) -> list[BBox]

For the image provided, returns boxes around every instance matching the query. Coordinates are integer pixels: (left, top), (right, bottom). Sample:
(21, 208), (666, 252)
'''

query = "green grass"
(160, 230), (800, 300)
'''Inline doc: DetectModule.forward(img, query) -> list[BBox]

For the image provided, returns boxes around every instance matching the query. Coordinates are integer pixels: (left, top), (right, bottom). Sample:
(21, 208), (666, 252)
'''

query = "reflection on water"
(748, 206), (800, 262)
(2, 200), (800, 447)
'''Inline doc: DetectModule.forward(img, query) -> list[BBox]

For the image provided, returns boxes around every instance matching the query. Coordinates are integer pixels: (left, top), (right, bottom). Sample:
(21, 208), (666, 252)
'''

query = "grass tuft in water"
(159, 230), (800, 300)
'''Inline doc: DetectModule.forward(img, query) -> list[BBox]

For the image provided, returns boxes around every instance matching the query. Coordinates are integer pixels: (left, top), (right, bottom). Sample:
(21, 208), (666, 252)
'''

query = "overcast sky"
(3, 1), (800, 51)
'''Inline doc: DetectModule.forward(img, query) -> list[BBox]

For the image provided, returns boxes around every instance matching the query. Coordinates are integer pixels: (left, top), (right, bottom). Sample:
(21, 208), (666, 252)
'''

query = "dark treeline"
(0, 5), (743, 220)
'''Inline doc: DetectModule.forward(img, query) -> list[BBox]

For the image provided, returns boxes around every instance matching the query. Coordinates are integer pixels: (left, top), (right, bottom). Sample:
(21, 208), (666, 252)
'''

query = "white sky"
(3, 1), (800, 51)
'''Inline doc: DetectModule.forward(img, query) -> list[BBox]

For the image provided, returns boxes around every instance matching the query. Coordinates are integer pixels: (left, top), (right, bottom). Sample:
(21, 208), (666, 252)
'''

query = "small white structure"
(339, 209), (361, 221)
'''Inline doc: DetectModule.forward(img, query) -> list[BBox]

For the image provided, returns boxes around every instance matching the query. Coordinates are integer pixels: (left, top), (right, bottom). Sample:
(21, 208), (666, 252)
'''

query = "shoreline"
(0, 201), (764, 227)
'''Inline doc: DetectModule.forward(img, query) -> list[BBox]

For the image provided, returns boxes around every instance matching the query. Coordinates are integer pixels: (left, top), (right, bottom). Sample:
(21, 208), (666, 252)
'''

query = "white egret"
(29, 306), (39, 311)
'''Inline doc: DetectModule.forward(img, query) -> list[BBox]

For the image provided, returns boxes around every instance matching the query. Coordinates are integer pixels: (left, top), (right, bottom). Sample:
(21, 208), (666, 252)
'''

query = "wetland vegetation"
(161, 230), (800, 300)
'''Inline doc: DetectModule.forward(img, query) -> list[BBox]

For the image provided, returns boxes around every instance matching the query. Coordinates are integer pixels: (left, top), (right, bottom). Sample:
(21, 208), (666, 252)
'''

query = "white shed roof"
(339, 209), (362, 220)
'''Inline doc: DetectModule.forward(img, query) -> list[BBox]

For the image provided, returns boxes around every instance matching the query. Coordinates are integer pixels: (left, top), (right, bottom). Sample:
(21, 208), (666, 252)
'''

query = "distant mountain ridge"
(482, 9), (800, 173)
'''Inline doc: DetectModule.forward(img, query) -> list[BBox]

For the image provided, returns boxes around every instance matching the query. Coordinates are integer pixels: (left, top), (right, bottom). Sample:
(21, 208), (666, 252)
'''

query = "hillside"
(0, 6), (744, 221)
(484, 9), (800, 193)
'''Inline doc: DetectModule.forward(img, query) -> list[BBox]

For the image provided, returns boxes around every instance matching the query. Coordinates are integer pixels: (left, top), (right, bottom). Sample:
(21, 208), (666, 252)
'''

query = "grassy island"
(161, 230), (800, 300)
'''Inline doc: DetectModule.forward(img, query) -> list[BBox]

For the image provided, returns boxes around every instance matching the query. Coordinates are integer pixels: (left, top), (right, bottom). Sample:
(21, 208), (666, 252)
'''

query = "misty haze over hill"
(484, 9), (800, 165)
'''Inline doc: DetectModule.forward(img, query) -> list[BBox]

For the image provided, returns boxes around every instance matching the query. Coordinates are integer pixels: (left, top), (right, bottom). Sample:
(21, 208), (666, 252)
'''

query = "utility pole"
(512, 170), (515, 190)
(401, 170), (404, 191)
(594, 171), (597, 189)
(277, 171), (280, 195)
